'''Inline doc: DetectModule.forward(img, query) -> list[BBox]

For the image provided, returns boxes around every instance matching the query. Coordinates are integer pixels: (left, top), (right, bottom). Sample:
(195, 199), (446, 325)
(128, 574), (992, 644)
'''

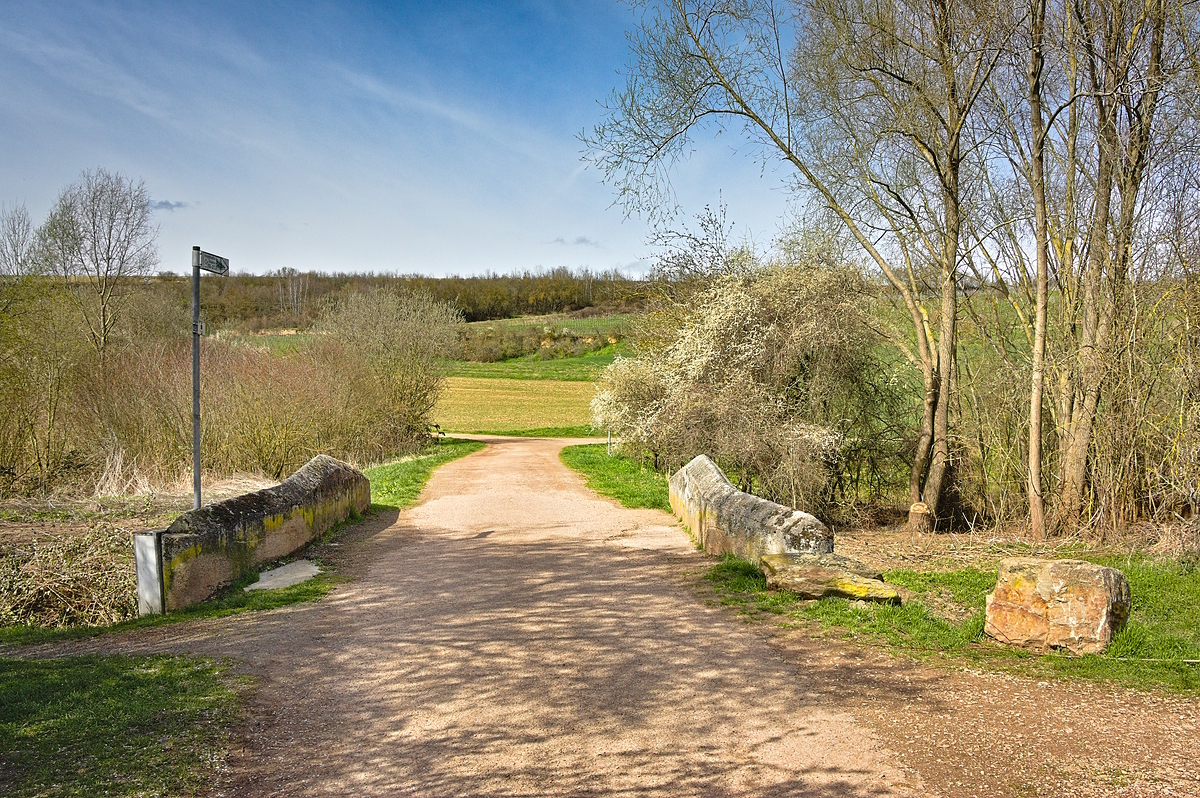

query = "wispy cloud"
(329, 64), (557, 163)
(550, 235), (599, 247)
(0, 26), (177, 125)
(151, 199), (188, 211)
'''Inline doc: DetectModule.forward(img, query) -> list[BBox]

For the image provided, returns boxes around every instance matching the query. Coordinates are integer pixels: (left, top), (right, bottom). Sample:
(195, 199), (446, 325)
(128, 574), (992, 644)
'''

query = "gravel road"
(211, 435), (917, 796)
(11, 436), (1198, 796)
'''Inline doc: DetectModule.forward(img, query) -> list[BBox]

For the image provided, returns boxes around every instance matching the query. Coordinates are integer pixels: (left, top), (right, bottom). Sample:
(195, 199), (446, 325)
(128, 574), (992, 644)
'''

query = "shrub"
(594, 263), (906, 517)
(0, 285), (464, 491)
(455, 322), (621, 362)
(0, 524), (137, 627)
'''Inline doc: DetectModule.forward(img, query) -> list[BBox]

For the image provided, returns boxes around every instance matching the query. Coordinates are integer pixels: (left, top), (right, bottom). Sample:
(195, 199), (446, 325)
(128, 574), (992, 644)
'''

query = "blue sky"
(1, 1), (793, 276)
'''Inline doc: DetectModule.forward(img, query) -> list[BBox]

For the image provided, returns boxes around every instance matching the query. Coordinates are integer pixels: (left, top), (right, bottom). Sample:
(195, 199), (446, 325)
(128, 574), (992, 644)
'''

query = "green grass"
(706, 553), (1200, 694)
(364, 438), (486, 508)
(0, 654), (241, 797)
(1090, 554), (1200, 652)
(559, 444), (671, 512)
(444, 350), (617, 381)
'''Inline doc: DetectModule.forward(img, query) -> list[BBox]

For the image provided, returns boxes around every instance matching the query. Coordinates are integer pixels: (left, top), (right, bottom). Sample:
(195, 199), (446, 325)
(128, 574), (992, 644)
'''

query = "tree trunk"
(921, 260), (957, 514)
(910, 367), (938, 507)
(1056, 0), (1164, 530)
(1027, 0), (1049, 539)
(920, 9), (963, 521)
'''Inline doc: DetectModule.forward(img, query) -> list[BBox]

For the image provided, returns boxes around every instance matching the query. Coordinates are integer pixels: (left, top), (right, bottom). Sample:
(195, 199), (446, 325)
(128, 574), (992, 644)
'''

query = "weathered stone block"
(760, 553), (901, 604)
(158, 455), (369, 611)
(984, 557), (1131, 655)
(669, 455), (833, 561)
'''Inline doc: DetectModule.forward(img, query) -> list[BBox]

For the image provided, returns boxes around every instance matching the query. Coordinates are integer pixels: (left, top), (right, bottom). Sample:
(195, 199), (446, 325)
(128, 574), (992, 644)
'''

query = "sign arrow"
(199, 251), (229, 275)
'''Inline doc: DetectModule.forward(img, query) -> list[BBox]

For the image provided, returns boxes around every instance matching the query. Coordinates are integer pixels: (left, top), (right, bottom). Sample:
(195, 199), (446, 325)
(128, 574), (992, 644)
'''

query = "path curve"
(52, 437), (921, 796)
(219, 435), (917, 796)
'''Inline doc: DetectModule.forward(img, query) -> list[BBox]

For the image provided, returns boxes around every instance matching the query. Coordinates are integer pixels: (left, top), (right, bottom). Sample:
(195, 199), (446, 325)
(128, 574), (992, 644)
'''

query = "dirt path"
(10, 437), (1199, 796)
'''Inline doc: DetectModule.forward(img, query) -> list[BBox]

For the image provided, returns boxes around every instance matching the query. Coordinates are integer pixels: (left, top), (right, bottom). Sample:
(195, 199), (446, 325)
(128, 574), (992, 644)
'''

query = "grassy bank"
(0, 654), (242, 797)
(559, 444), (671, 511)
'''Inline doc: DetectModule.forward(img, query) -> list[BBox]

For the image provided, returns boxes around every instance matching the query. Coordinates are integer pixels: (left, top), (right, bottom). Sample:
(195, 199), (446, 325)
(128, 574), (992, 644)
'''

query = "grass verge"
(707, 554), (1200, 694)
(559, 444), (671, 512)
(365, 438), (486, 509)
(559, 442), (1200, 692)
(0, 654), (242, 797)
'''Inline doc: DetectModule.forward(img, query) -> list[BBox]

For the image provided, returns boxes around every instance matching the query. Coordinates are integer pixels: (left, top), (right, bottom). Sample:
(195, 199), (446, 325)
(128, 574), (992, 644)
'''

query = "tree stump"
(908, 502), (932, 534)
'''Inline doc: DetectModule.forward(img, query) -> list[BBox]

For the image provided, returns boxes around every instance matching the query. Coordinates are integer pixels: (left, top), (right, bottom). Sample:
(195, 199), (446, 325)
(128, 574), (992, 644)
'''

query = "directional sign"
(199, 251), (229, 275)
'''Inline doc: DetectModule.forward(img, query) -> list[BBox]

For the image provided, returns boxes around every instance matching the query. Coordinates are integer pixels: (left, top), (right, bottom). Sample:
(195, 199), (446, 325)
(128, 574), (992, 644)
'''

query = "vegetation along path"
(13, 438), (1200, 796)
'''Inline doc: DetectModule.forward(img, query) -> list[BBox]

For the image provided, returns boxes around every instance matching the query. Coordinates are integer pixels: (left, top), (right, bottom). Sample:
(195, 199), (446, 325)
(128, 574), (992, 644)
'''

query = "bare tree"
(276, 267), (310, 324)
(1051, 0), (1169, 529)
(35, 168), (159, 364)
(0, 202), (37, 318)
(0, 202), (35, 278)
(584, 0), (1011, 524)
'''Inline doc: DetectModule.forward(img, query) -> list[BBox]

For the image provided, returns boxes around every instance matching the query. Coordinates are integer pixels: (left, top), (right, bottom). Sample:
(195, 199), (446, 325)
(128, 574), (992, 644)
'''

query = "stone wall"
(134, 454), (369, 614)
(669, 455), (833, 560)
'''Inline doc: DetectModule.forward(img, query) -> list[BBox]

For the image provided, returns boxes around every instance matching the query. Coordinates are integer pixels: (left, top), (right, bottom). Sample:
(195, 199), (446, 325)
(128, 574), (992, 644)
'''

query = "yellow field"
(434, 377), (596, 432)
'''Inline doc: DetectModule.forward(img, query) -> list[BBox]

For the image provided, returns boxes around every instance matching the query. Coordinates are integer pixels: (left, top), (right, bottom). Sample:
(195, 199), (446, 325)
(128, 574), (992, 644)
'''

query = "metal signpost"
(192, 246), (229, 510)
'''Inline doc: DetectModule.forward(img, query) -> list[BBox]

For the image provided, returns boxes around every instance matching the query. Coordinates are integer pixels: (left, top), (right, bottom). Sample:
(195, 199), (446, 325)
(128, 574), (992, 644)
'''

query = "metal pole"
(192, 246), (201, 510)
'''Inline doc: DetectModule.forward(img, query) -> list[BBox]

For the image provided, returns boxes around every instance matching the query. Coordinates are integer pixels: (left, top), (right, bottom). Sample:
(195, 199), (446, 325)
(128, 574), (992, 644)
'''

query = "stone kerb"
(669, 454), (833, 561)
(135, 454), (369, 614)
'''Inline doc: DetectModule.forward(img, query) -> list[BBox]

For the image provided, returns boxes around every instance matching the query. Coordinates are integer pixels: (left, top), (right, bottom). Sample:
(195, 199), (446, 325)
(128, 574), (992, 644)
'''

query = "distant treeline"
(157, 266), (645, 328)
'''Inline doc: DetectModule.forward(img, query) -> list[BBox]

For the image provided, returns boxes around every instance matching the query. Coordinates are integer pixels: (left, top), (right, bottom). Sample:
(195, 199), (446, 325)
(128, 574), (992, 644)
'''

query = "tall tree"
(35, 168), (159, 366)
(1026, 0), (1052, 537)
(584, 0), (1009, 524)
(1054, 0), (1167, 528)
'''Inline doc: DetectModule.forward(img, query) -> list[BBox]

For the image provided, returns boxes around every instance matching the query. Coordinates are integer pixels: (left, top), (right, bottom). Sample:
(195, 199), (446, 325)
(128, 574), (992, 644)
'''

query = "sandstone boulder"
(777, 552), (884, 581)
(760, 553), (902, 604)
(984, 557), (1131, 655)
(669, 455), (833, 561)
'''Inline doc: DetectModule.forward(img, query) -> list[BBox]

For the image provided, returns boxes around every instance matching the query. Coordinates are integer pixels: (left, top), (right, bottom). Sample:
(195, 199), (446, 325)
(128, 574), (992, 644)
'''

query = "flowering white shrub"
(594, 263), (897, 517)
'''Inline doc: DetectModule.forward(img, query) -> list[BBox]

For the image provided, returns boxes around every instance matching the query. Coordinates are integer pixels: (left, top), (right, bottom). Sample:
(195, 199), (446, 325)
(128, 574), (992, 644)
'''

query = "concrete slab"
(244, 559), (321, 591)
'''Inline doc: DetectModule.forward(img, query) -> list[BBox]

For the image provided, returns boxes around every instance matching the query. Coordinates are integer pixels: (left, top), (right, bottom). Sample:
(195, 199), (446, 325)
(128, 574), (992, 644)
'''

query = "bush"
(0, 285), (463, 492)
(594, 263), (906, 517)
(0, 524), (137, 627)
(455, 322), (622, 362)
